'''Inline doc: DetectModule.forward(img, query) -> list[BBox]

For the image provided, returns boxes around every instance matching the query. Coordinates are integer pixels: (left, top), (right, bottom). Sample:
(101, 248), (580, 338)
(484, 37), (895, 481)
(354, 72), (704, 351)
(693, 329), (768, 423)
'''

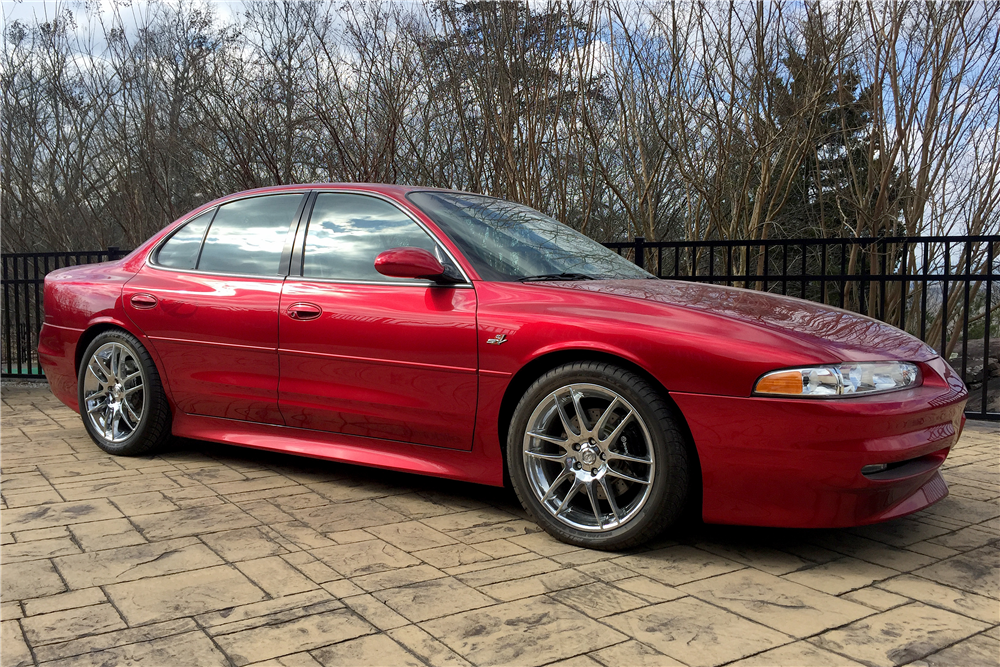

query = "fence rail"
(3, 237), (998, 420)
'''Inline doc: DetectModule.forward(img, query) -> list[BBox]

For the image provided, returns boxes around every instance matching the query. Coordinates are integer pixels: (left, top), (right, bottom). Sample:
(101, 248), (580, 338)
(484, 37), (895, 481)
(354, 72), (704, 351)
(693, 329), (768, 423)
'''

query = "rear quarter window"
(155, 210), (214, 269)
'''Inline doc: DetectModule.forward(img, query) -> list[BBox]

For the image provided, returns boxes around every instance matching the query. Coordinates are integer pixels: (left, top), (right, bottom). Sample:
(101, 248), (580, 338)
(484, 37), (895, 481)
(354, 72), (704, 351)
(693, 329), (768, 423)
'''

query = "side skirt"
(171, 411), (505, 487)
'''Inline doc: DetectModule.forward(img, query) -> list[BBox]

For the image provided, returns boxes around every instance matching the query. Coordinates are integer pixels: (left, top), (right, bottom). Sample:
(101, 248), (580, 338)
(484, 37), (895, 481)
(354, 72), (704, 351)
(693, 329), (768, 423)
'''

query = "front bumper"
(673, 357), (968, 528)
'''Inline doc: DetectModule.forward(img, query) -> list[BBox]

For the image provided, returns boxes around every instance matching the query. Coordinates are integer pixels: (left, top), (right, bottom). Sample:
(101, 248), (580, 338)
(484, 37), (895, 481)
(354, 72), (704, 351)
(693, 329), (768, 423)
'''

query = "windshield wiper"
(518, 272), (596, 282)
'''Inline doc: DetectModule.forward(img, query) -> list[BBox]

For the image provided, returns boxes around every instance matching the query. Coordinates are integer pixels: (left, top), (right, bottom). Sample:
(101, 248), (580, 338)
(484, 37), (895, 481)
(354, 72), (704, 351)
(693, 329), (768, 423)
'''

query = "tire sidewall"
(78, 330), (161, 455)
(507, 363), (687, 550)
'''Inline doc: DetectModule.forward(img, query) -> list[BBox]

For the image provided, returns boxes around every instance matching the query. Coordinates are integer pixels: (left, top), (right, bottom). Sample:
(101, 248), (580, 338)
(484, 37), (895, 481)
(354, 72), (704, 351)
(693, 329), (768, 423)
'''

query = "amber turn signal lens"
(754, 371), (803, 395)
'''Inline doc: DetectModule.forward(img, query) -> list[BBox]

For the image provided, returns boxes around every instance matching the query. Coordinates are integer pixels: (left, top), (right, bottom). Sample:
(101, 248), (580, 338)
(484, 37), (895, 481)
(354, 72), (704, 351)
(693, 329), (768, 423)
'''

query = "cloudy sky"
(2, 0), (243, 35)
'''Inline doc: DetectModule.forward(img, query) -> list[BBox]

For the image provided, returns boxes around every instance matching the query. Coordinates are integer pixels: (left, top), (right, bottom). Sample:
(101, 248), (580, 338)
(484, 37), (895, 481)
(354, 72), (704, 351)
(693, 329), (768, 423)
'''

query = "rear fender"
(73, 315), (178, 416)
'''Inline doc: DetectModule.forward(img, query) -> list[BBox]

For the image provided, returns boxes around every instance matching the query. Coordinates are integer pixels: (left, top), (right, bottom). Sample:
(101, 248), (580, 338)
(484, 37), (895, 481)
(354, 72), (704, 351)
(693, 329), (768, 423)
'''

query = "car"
(38, 184), (969, 550)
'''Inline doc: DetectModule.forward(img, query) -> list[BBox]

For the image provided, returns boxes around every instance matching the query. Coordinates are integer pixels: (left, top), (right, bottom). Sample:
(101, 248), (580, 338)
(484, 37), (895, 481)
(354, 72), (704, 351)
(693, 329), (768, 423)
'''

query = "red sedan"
(38, 184), (968, 549)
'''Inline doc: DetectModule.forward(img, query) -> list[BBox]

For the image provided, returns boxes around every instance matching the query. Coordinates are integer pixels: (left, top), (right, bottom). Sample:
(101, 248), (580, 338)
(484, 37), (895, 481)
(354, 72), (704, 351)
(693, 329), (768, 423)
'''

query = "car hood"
(551, 279), (938, 362)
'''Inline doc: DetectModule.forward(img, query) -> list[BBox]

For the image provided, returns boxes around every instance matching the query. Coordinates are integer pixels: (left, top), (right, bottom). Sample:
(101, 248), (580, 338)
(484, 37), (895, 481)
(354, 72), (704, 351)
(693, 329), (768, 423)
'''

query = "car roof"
(220, 183), (471, 199)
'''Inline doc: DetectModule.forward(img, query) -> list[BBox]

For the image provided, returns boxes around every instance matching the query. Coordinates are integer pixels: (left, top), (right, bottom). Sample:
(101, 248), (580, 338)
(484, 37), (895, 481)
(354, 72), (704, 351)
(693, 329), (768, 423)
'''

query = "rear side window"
(197, 194), (302, 276)
(303, 193), (437, 280)
(155, 210), (214, 269)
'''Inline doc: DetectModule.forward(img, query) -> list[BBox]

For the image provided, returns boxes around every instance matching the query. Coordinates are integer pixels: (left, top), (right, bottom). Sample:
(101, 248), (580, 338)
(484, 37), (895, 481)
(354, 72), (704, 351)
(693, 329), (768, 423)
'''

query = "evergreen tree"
(770, 13), (904, 240)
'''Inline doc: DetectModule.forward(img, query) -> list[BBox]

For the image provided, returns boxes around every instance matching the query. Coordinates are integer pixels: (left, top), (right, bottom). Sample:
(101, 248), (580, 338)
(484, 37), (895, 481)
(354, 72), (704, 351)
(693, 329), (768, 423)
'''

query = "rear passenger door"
(277, 191), (479, 450)
(124, 193), (305, 424)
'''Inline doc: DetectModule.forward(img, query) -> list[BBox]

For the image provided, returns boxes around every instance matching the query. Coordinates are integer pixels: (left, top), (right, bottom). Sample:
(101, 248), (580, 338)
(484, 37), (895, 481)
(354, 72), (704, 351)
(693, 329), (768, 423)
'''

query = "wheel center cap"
(580, 446), (598, 466)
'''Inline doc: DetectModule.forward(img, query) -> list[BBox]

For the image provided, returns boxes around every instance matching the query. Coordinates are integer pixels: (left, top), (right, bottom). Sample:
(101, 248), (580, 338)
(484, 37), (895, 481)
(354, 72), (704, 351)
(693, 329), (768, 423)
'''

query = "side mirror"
(374, 247), (460, 283)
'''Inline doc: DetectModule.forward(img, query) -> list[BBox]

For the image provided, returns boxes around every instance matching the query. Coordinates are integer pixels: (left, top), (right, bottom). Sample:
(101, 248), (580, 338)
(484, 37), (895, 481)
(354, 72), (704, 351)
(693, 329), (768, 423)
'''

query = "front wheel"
(507, 362), (690, 550)
(78, 330), (171, 456)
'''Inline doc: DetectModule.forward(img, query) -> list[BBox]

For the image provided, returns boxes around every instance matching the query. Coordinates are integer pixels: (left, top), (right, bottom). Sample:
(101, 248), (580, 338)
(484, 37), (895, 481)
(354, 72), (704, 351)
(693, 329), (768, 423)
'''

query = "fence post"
(634, 237), (645, 271)
(107, 246), (120, 261)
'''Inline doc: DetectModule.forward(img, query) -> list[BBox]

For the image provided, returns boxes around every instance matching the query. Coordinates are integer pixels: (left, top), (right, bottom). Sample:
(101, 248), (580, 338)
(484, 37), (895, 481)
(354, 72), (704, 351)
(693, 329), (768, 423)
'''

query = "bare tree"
(2, 0), (997, 256)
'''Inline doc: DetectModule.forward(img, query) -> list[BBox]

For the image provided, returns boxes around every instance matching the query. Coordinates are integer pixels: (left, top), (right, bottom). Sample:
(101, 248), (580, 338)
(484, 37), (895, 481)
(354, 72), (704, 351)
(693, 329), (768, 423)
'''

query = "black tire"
(77, 329), (171, 456)
(507, 362), (689, 550)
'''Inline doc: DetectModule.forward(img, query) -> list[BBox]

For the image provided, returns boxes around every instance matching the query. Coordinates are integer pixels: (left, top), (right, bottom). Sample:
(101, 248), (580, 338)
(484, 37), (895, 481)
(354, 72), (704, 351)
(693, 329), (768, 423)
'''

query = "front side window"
(155, 209), (214, 269)
(196, 194), (302, 276)
(302, 193), (439, 281)
(407, 191), (653, 282)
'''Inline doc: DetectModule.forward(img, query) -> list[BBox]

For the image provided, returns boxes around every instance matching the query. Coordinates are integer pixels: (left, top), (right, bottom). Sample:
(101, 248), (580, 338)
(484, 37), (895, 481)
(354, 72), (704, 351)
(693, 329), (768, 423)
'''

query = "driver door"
(277, 191), (478, 450)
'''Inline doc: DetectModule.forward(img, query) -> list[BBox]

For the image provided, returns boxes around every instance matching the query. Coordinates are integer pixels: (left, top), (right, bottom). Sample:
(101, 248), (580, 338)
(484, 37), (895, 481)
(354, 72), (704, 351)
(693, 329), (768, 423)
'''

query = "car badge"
(487, 333), (508, 345)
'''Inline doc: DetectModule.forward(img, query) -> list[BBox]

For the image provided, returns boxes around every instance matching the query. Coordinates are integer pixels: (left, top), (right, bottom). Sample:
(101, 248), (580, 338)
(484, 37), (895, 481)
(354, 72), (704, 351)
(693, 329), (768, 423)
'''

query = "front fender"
(474, 281), (832, 398)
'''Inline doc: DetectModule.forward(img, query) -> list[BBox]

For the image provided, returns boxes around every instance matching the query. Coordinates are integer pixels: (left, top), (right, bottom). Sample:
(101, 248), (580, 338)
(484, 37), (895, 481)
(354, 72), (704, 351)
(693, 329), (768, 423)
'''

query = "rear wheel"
(507, 362), (689, 550)
(78, 330), (171, 456)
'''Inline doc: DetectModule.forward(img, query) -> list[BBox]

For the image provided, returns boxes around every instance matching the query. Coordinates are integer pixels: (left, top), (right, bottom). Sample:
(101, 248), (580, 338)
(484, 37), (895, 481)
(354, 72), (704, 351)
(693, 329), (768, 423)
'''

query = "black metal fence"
(2, 248), (128, 379)
(3, 237), (998, 420)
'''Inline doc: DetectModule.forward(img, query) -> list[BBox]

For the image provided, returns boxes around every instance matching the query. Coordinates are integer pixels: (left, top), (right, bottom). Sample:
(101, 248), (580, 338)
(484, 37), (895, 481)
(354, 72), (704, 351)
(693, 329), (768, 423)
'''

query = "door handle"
(129, 293), (158, 309)
(286, 302), (322, 321)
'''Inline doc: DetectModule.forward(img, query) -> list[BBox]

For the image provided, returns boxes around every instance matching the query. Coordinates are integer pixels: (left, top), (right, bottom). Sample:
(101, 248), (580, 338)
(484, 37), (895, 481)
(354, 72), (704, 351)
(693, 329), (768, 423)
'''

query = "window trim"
(147, 192), (308, 279)
(289, 189), (473, 288)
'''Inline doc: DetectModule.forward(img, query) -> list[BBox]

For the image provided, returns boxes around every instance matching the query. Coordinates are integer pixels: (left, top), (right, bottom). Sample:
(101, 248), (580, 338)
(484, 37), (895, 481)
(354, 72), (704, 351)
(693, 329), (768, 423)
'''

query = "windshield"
(407, 191), (653, 282)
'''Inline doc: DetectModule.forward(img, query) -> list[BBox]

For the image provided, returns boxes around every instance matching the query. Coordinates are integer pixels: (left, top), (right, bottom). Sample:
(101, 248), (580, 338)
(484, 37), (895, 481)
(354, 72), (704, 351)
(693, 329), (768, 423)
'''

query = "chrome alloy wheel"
(82, 342), (146, 443)
(522, 383), (655, 532)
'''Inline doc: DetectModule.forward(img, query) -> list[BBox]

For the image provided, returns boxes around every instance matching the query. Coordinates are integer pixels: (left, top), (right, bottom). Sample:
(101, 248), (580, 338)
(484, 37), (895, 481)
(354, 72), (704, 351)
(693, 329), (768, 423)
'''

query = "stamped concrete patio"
(1, 382), (998, 667)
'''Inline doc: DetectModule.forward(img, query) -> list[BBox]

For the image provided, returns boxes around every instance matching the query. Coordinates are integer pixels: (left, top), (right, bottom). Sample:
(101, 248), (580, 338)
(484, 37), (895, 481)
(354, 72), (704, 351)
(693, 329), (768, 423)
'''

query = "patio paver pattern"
(1, 383), (998, 667)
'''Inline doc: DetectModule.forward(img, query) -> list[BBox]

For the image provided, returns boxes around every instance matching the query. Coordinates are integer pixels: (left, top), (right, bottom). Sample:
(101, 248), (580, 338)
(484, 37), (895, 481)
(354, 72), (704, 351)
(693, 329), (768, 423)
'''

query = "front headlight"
(754, 362), (921, 398)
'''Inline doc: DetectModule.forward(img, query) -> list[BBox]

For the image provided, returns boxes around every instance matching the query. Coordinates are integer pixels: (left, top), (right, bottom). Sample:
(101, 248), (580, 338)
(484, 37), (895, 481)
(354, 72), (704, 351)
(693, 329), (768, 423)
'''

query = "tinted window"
(156, 210), (213, 269)
(197, 194), (302, 275)
(303, 193), (438, 280)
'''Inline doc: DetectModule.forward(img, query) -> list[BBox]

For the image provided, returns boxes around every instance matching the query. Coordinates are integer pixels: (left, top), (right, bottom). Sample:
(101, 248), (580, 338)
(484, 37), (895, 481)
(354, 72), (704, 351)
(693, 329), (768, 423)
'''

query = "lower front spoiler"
(866, 470), (949, 524)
